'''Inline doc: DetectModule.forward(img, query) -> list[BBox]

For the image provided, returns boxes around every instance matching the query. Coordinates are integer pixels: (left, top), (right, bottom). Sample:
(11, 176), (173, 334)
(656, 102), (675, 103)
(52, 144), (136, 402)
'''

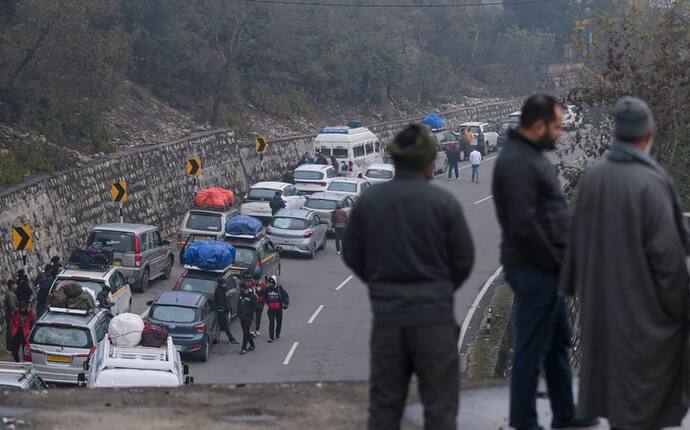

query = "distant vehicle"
(303, 192), (354, 231)
(146, 291), (218, 362)
(240, 182), (305, 221)
(29, 307), (112, 384)
(50, 264), (132, 316)
(80, 337), (192, 388)
(363, 163), (395, 185)
(562, 104), (583, 130)
(173, 264), (241, 319)
(178, 207), (239, 251)
(497, 111), (521, 149)
(267, 208), (329, 259)
(89, 224), (174, 292)
(457, 121), (500, 153)
(313, 123), (383, 178)
(0, 362), (48, 390)
(293, 164), (338, 195)
(432, 129), (468, 160)
(223, 230), (281, 281)
(326, 177), (371, 201)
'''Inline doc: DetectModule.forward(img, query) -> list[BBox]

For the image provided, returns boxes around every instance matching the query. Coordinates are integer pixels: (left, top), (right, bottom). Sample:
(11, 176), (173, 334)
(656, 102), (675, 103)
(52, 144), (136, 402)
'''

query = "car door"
(108, 272), (123, 315)
(150, 231), (167, 276)
(342, 197), (354, 218)
(203, 300), (217, 340)
(484, 122), (499, 150)
(313, 215), (327, 244)
(225, 275), (240, 318)
(263, 241), (279, 279)
(116, 271), (132, 313)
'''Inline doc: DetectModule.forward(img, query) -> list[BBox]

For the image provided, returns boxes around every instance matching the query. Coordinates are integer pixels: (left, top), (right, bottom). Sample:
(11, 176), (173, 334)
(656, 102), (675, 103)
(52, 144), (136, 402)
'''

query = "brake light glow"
(134, 236), (142, 267)
(194, 323), (206, 333)
(191, 343), (202, 351)
(304, 229), (313, 238)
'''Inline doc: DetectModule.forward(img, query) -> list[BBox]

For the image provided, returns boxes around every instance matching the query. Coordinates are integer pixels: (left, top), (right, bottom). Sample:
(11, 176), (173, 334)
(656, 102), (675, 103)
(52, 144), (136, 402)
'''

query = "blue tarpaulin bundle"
(183, 241), (236, 270)
(422, 113), (447, 130)
(225, 215), (263, 237)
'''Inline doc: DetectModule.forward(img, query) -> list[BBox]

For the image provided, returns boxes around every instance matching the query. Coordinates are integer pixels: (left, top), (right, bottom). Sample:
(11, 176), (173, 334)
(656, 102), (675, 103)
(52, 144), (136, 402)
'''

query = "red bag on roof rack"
(194, 187), (235, 210)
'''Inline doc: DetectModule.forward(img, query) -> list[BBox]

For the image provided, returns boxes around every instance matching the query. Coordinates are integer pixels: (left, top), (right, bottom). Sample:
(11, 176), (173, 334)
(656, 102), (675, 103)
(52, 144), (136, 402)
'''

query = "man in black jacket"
(237, 282), (257, 354)
(214, 279), (239, 344)
(493, 95), (597, 430)
(343, 124), (474, 430)
(36, 264), (54, 317)
(269, 191), (286, 216)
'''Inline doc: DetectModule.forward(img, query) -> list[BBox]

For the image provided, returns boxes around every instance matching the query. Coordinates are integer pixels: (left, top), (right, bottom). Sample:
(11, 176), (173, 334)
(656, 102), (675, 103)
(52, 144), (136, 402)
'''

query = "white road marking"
(283, 342), (299, 365)
(473, 195), (494, 205)
(335, 275), (354, 291)
(308, 305), (325, 324)
(458, 266), (503, 352)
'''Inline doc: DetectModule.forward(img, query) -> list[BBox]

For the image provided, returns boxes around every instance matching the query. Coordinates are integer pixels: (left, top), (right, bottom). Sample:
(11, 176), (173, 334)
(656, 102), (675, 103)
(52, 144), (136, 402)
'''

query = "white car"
(50, 266), (132, 315)
(363, 163), (395, 185)
(326, 177), (371, 201)
(241, 182), (305, 221)
(458, 121), (500, 153)
(293, 164), (338, 195)
(80, 337), (192, 388)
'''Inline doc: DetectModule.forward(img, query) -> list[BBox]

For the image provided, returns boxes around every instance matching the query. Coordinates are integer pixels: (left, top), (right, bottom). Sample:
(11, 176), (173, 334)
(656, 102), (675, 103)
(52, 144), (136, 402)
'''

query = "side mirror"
(184, 376), (194, 385)
(183, 364), (190, 376)
(146, 300), (154, 306)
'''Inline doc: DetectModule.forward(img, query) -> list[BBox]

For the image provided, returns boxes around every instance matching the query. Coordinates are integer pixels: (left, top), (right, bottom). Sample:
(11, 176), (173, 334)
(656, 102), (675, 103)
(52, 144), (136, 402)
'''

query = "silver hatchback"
(29, 308), (111, 384)
(267, 209), (329, 259)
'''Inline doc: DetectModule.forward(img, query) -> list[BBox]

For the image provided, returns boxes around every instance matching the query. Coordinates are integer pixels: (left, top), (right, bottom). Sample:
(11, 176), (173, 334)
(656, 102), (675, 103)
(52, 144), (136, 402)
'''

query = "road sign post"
(186, 156), (202, 194)
(12, 225), (33, 277)
(112, 180), (127, 223)
(255, 136), (269, 174)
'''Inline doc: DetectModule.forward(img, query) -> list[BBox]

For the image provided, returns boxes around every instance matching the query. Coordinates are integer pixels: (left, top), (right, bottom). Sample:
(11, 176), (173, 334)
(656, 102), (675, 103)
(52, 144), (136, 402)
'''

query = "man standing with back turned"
(343, 124), (474, 430)
(561, 97), (690, 430)
(493, 95), (597, 430)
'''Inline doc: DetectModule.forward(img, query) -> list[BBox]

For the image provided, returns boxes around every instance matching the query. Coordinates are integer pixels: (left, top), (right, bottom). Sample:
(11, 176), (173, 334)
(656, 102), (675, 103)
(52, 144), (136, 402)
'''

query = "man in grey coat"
(561, 96), (690, 430)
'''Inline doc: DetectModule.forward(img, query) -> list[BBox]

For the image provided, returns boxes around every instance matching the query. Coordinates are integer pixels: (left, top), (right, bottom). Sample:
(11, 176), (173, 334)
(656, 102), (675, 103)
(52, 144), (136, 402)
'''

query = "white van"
(241, 182), (305, 221)
(79, 336), (192, 388)
(313, 125), (383, 178)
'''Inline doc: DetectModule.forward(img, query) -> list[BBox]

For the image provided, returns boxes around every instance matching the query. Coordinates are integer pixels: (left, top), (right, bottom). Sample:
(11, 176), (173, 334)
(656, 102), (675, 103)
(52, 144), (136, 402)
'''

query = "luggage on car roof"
(109, 313), (145, 347)
(422, 112), (447, 130)
(194, 187), (235, 210)
(225, 215), (263, 238)
(141, 320), (168, 348)
(183, 240), (236, 271)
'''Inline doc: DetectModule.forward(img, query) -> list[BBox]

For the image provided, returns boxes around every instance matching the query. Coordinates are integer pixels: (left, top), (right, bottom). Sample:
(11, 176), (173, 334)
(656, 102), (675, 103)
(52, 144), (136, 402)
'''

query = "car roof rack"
(224, 230), (265, 241)
(47, 307), (90, 315)
(183, 264), (232, 273)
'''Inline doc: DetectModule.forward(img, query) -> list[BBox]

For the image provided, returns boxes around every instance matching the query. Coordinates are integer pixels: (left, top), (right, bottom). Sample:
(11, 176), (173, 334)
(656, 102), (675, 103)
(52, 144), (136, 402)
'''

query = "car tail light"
(194, 323), (206, 334)
(75, 346), (96, 359)
(134, 236), (142, 267)
(191, 343), (202, 351)
(304, 229), (313, 238)
(319, 182), (327, 186)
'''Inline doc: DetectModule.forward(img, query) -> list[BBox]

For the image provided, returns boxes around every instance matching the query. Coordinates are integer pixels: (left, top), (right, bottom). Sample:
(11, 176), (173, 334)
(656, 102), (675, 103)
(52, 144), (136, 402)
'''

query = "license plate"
(47, 355), (71, 364)
(281, 245), (296, 251)
(175, 345), (183, 351)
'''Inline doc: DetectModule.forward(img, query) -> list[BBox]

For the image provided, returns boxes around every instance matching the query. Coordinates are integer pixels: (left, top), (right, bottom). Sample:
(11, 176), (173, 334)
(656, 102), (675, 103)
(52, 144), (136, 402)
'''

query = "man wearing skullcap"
(561, 96), (690, 429)
(343, 124), (475, 430)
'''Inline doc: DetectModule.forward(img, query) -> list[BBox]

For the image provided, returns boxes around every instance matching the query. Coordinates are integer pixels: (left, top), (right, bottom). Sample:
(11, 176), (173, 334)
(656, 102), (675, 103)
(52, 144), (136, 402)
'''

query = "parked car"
(89, 224), (174, 292)
(173, 265), (241, 318)
(0, 362), (48, 390)
(240, 182), (305, 221)
(178, 207), (239, 251)
(29, 307), (111, 384)
(457, 121), (500, 153)
(223, 231), (281, 280)
(497, 118), (520, 150)
(303, 192), (354, 231)
(80, 337), (192, 388)
(326, 177), (371, 201)
(50, 264), (132, 316)
(146, 291), (218, 362)
(293, 164), (338, 195)
(363, 163), (395, 185)
(267, 209), (329, 259)
(432, 129), (469, 160)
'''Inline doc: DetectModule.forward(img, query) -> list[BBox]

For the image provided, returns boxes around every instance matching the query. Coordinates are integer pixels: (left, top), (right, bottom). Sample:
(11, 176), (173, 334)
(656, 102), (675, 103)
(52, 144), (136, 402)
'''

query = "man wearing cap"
(343, 124), (475, 430)
(561, 96), (690, 429)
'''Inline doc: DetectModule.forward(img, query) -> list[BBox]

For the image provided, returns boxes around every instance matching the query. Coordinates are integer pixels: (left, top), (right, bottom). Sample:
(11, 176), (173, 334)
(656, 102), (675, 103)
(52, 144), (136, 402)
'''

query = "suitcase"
(141, 320), (168, 348)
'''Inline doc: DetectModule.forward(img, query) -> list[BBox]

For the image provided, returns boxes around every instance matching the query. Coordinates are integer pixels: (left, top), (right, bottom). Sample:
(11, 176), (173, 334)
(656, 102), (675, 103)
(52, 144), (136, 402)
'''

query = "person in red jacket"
(252, 274), (267, 336)
(9, 302), (35, 362)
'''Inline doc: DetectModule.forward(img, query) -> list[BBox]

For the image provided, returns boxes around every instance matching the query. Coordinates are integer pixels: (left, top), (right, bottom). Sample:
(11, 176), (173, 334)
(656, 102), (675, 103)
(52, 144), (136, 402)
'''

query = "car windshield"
(469, 126), (482, 134)
(178, 277), (217, 295)
(30, 325), (92, 349)
(91, 231), (134, 253)
(185, 212), (222, 232)
(332, 148), (348, 158)
(55, 279), (104, 295)
(305, 198), (337, 210)
(150, 305), (198, 323)
(328, 182), (357, 192)
(247, 188), (278, 201)
(271, 217), (309, 230)
(365, 169), (393, 179)
(234, 247), (256, 267)
(294, 170), (324, 180)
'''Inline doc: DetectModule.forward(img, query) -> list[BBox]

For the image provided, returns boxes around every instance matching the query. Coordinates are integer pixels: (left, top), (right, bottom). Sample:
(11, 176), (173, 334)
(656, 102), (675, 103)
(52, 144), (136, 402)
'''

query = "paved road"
(130, 154), (503, 384)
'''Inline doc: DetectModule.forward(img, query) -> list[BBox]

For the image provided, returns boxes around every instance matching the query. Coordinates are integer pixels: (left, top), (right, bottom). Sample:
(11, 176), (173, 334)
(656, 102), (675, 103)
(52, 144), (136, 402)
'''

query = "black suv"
(173, 267), (241, 318)
(224, 233), (281, 281)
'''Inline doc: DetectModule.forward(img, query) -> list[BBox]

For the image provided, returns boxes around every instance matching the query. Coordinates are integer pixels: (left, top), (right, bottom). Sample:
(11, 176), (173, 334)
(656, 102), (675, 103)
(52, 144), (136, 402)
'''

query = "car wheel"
(200, 339), (209, 362)
(139, 269), (150, 293)
(161, 257), (173, 280)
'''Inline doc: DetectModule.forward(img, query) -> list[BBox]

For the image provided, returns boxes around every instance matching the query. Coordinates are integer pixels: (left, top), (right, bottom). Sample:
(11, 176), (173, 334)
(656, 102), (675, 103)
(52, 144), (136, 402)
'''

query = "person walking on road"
(269, 190), (286, 216)
(331, 202), (348, 255)
(343, 124), (475, 430)
(36, 264), (54, 317)
(264, 276), (289, 342)
(561, 97), (690, 430)
(469, 148), (482, 183)
(446, 142), (461, 181)
(8, 302), (35, 362)
(214, 279), (239, 344)
(252, 274), (267, 336)
(493, 95), (597, 430)
(237, 282), (257, 355)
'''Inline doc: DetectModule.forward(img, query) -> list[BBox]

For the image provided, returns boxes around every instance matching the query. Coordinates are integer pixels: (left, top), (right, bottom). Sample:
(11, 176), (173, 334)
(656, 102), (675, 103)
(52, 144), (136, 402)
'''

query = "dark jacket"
(492, 129), (570, 273)
(264, 285), (289, 311)
(446, 143), (461, 163)
(36, 276), (54, 313)
(214, 286), (229, 313)
(343, 169), (475, 327)
(331, 208), (348, 229)
(16, 278), (32, 305)
(237, 291), (257, 321)
(96, 291), (112, 311)
(269, 196), (286, 215)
